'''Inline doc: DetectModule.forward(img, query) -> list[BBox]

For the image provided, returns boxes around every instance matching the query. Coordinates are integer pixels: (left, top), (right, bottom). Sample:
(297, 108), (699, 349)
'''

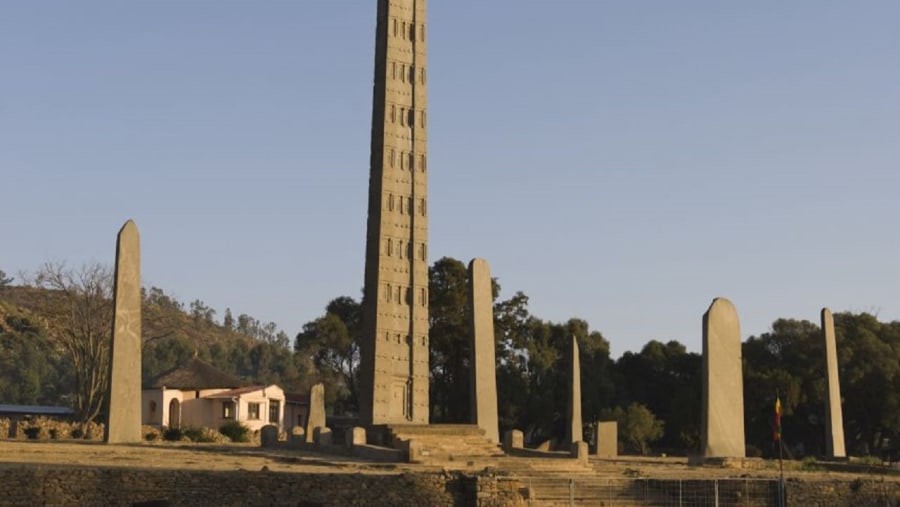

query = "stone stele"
(595, 421), (618, 458)
(822, 308), (846, 457)
(468, 258), (499, 443)
(701, 297), (745, 458)
(105, 220), (142, 444)
(566, 335), (583, 446)
(305, 382), (326, 443)
(357, 0), (430, 426)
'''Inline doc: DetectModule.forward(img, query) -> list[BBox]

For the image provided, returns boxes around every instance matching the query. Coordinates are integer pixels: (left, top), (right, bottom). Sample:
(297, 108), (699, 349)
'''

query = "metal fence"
(527, 478), (785, 506)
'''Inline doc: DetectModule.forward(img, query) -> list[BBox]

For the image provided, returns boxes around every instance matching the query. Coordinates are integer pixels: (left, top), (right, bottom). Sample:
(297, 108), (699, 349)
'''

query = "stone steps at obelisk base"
(382, 424), (505, 464)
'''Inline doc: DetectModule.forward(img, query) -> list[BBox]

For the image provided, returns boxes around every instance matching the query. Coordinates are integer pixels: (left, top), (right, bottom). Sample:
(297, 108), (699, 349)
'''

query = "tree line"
(1, 261), (897, 457)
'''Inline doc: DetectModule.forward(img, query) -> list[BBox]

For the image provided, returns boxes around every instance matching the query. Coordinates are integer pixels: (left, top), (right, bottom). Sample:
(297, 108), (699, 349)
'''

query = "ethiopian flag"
(774, 395), (782, 441)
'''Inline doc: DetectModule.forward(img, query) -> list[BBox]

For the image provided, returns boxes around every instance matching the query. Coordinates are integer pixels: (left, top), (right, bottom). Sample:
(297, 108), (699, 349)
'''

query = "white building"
(142, 358), (284, 432)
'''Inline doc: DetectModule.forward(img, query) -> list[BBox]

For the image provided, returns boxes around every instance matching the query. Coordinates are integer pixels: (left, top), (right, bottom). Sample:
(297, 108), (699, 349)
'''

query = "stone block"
(570, 441), (589, 462)
(313, 426), (332, 446)
(289, 426), (305, 445)
(406, 439), (423, 463)
(595, 422), (617, 458)
(260, 425), (279, 447)
(345, 426), (367, 448)
(502, 429), (524, 451)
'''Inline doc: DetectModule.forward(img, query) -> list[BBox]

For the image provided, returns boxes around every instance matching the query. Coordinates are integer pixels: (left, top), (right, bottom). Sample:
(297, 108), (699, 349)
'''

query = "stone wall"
(787, 478), (899, 506)
(0, 465), (507, 507)
(0, 463), (895, 507)
(0, 417), (104, 440)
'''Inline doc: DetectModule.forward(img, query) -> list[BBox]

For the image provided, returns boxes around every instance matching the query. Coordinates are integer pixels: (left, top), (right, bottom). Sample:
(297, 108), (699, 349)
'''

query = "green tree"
(602, 403), (664, 455)
(295, 296), (361, 411)
(613, 340), (701, 452)
(428, 257), (472, 422)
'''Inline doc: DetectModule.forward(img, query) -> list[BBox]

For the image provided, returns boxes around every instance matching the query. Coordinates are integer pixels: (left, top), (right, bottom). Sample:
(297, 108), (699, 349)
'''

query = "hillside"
(0, 284), (308, 411)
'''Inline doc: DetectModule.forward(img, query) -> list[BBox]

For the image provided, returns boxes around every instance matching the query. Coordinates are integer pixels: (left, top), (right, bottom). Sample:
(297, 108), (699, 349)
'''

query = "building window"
(409, 65), (415, 83)
(400, 107), (406, 125)
(386, 238), (393, 256)
(389, 193), (395, 211)
(247, 402), (260, 420)
(419, 287), (426, 306)
(420, 154), (426, 172)
(391, 105), (396, 123)
(268, 401), (280, 424)
(391, 61), (396, 80)
(421, 24), (426, 41)
(418, 242), (426, 260)
(400, 151), (405, 170)
(398, 240), (404, 258)
(385, 284), (392, 302)
(400, 64), (406, 83)
(408, 109), (414, 127)
(222, 401), (235, 419)
(390, 149), (395, 168)
(393, 19), (398, 37)
(395, 285), (401, 303)
(420, 68), (426, 84)
(402, 21), (407, 39)
(420, 111), (426, 127)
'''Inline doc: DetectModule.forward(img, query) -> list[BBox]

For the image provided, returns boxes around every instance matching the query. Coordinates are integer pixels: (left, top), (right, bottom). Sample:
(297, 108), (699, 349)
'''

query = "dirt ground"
(0, 440), (897, 484)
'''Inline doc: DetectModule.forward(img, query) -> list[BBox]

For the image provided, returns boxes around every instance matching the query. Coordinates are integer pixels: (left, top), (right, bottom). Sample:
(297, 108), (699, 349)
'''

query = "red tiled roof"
(203, 386), (267, 399)
(145, 358), (245, 390)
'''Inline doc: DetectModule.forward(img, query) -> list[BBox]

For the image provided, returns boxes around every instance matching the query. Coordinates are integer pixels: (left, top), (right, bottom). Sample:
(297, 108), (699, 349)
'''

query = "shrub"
(163, 427), (184, 441)
(219, 420), (250, 443)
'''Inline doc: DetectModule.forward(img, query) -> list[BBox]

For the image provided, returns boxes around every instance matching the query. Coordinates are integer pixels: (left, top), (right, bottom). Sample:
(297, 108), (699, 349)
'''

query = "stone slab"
(701, 297), (745, 458)
(503, 429), (524, 451)
(468, 258), (499, 443)
(260, 425), (278, 447)
(305, 383), (325, 443)
(822, 308), (846, 457)
(595, 421), (618, 458)
(105, 220), (142, 444)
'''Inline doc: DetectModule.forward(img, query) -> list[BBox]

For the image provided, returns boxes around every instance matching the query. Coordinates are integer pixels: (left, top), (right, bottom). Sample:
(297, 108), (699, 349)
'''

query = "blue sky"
(2, 1), (898, 357)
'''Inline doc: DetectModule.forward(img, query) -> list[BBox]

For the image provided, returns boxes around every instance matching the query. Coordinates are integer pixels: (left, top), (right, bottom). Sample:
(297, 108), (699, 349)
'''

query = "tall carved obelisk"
(360, 0), (429, 426)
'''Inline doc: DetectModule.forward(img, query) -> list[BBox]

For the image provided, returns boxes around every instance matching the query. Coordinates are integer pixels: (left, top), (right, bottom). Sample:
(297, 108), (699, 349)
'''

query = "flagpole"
(776, 389), (784, 507)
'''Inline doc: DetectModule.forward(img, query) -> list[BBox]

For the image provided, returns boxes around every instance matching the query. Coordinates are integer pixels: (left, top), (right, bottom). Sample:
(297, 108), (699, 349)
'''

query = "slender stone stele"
(822, 308), (846, 457)
(468, 258), (499, 443)
(105, 220), (142, 444)
(595, 421), (618, 458)
(701, 297), (745, 458)
(305, 383), (326, 443)
(566, 335), (583, 446)
(358, 0), (430, 426)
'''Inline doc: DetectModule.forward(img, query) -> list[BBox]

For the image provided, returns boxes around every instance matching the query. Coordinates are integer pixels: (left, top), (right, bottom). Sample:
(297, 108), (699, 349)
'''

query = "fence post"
(714, 479), (719, 507)
(568, 478), (574, 506)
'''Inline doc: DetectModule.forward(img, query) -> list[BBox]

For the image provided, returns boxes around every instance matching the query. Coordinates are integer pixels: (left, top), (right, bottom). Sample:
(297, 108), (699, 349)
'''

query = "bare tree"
(24, 262), (114, 424)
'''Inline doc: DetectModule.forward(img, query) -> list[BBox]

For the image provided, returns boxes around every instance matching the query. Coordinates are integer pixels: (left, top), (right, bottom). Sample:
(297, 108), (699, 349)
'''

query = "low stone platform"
(373, 424), (505, 464)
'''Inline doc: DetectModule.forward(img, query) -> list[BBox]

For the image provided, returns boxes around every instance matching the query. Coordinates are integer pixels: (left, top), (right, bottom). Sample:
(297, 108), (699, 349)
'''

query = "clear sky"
(2, 1), (899, 357)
